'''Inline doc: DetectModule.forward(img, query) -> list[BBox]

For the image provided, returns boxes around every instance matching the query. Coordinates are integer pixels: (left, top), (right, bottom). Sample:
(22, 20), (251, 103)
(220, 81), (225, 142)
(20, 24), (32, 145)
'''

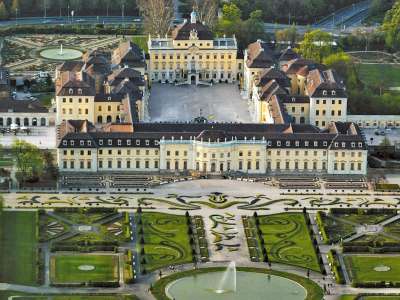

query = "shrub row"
(315, 211), (330, 244)
(326, 250), (345, 284)
(51, 245), (117, 252)
(192, 216), (209, 262)
(343, 244), (400, 253)
(352, 281), (400, 288)
(124, 249), (135, 284)
(243, 215), (262, 262)
(330, 208), (398, 215)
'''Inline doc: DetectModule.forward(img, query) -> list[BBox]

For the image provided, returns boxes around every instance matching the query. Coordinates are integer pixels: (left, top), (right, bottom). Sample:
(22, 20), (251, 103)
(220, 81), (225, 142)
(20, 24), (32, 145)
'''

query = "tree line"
(0, 0), (139, 19)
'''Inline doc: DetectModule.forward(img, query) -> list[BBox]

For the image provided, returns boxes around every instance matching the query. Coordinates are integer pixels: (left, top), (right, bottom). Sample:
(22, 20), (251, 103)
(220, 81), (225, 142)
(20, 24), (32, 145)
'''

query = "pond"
(40, 48), (82, 60)
(166, 270), (307, 300)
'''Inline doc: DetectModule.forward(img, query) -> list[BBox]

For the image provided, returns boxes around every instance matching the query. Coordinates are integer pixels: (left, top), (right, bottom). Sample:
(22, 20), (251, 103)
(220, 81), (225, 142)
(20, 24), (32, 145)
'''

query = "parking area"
(362, 128), (400, 145)
(148, 83), (252, 122)
(0, 126), (56, 149)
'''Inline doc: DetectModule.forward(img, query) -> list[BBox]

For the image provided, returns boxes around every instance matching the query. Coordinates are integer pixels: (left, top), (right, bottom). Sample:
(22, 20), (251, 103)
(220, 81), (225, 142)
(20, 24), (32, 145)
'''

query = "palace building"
(147, 11), (242, 85)
(55, 48), (149, 126)
(55, 13), (369, 176)
(57, 120), (367, 175)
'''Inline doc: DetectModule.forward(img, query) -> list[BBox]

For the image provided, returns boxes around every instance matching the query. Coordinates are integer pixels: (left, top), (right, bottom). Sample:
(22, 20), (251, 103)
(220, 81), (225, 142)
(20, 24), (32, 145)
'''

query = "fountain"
(39, 44), (82, 61)
(165, 262), (307, 300)
(215, 261), (236, 294)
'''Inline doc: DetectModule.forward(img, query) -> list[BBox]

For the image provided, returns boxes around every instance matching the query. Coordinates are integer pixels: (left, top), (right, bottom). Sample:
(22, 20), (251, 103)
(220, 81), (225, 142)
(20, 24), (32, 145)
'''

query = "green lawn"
(339, 296), (358, 300)
(357, 64), (400, 87)
(35, 92), (54, 108)
(50, 254), (119, 284)
(140, 212), (193, 272)
(132, 35), (148, 53)
(258, 213), (320, 272)
(344, 255), (400, 284)
(0, 211), (38, 285)
(0, 292), (138, 300)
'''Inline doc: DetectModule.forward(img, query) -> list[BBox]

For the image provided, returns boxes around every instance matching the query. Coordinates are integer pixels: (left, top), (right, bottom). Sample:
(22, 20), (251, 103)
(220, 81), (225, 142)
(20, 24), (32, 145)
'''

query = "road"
(0, 0), (372, 33)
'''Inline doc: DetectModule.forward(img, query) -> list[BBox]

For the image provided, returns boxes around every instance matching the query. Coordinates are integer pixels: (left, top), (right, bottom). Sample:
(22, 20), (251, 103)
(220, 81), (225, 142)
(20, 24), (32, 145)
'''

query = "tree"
(322, 52), (351, 78)
(11, 0), (20, 13)
(275, 24), (297, 45)
(382, 0), (400, 50)
(12, 140), (44, 182)
(297, 29), (334, 62)
(0, 1), (8, 19)
(194, 0), (218, 29)
(137, 0), (174, 36)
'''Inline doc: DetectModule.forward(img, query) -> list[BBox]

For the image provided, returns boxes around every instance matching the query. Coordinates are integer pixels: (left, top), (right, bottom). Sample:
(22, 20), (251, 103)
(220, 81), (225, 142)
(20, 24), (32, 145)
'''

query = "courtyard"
(148, 83), (252, 122)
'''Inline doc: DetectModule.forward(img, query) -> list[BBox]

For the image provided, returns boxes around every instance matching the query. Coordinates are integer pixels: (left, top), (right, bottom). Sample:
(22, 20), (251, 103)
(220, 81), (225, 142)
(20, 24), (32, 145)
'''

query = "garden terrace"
(137, 212), (193, 273)
(110, 174), (154, 188)
(50, 253), (119, 286)
(254, 212), (321, 272)
(60, 174), (105, 189)
(344, 254), (400, 287)
(324, 182), (368, 190)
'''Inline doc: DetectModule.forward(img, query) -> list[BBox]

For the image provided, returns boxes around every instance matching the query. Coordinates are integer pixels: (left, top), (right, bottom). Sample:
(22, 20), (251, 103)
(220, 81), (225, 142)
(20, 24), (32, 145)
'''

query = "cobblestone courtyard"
(148, 83), (252, 122)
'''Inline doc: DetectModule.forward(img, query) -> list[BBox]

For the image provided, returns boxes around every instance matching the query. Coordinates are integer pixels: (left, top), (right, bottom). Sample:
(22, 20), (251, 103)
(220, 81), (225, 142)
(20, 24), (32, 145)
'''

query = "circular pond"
(166, 271), (307, 300)
(40, 48), (82, 60)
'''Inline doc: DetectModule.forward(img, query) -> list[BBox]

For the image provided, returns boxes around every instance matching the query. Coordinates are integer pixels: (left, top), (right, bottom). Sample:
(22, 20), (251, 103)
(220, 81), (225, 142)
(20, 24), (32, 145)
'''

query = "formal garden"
(344, 254), (400, 287)
(136, 211), (194, 273)
(50, 254), (119, 286)
(0, 293), (138, 300)
(246, 212), (322, 272)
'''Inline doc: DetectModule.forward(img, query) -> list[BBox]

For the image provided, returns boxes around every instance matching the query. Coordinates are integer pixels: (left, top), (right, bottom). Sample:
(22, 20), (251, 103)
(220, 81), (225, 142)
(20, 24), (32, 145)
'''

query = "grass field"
(0, 211), (38, 285)
(50, 254), (119, 284)
(132, 35), (148, 53)
(339, 296), (357, 300)
(0, 292), (138, 300)
(258, 213), (320, 272)
(357, 64), (400, 87)
(344, 255), (400, 284)
(140, 212), (193, 272)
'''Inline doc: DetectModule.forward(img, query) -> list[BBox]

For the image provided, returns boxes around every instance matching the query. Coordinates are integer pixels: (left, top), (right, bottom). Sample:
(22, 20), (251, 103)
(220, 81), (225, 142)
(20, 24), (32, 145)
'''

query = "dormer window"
(146, 140), (150, 145)
(332, 90), (336, 96)
(351, 142), (355, 148)
(70, 140), (74, 146)
(99, 139), (103, 145)
(88, 141), (91, 146)
(295, 141), (299, 147)
(118, 139), (122, 146)
(136, 140), (140, 146)
(342, 142), (346, 148)
(69, 88), (74, 95)
(63, 140), (67, 146)
(323, 90), (327, 96)
(108, 139), (112, 146)
(108, 96), (112, 101)
(80, 140), (84, 146)
(358, 142), (363, 147)
(127, 139), (131, 146)
(286, 141), (290, 147)
(314, 141), (318, 147)
(154, 140), (159, 146)
(78, 88), (82, 95)
(305, 141), (309, 147)
(334, 142), (338, 147)
(277, 141), (281, 146)
(323, 141), (327, 146)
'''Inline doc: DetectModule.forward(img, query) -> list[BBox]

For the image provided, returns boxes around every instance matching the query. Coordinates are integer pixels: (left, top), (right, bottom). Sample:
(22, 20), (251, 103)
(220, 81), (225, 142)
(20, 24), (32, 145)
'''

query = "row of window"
(268, 161), (327, 171)
(315, 99), (342, 104)
(63, 149), (159, 156)
(62, 139), (157, 147)
(63, 160), (159, 169)
(268, 150), (327, 156)
(154, 53), (233, 61)
(333, 162), (363, 171)
(334, 151), (363, 158)
(315, 109), (342, 116)
(62, 97), (89, 103)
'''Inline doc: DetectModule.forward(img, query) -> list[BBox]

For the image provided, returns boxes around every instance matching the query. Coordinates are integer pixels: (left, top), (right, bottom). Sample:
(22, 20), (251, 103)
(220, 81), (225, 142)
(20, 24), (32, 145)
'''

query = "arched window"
(40, 118), (46, 126)
(116, 116), (121, 123)
(106, 115), (112, 123)
(6, 117), (12, 126)
(32, 118), (38, 126)
(24, 118), (29, 126)
(15, 118), (20, 125)
(97, 116), (103, 123)
(0, 118), (3, 126)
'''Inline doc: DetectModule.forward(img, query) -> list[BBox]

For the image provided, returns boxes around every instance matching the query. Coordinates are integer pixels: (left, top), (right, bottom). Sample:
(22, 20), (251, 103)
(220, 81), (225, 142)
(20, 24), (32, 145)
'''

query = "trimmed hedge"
(327, 249), (345, 284)
(316, 211), (330, 243)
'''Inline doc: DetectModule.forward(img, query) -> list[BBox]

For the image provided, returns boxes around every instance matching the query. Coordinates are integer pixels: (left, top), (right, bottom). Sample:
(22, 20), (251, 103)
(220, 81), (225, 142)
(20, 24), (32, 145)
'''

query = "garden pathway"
(337, 253), (351, 284)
